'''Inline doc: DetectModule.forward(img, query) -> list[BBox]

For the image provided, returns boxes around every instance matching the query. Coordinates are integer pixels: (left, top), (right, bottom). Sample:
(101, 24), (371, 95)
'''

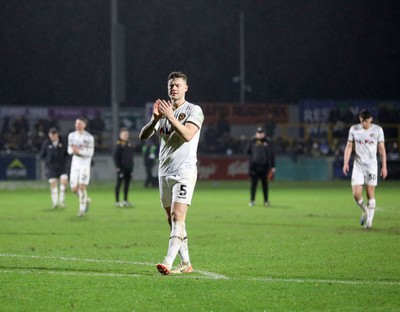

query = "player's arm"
(39, 140), (47, 159)
(343, 140), (353, 175)
(139, 100), (162, 140)
(378, 141), (387, 179)
(80, 136), (95, 158)
(113, 144), (121, 171)
(158, 100), (199, 142)
(67, 134), (74, 155)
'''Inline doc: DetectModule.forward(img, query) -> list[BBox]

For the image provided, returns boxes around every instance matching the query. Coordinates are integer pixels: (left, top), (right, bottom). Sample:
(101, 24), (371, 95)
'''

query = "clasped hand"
(154, 99), (173, 119)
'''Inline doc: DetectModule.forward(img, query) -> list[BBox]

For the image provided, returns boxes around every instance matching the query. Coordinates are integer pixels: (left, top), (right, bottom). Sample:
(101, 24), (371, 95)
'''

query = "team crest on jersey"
(178, 113), (186, 121)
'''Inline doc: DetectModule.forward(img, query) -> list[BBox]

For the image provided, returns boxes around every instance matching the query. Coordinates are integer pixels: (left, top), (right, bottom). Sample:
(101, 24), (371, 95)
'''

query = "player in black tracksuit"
(113, 127), (134, 207)
(246, 127), (276, 207)
(40, 127), (70, 208)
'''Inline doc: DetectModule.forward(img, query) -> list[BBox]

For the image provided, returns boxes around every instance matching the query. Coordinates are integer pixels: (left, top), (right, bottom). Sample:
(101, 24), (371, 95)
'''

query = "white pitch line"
(0, 269), (142, 278)
(0, 253), (229, 280)
(250, 277), (400, 286)
(0, 253), (153, 266)
(1, 253), (400, 285)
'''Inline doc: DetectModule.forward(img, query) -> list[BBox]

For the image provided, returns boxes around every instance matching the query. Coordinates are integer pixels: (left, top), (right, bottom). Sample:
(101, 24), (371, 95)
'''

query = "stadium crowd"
(1, 106), (399, 160)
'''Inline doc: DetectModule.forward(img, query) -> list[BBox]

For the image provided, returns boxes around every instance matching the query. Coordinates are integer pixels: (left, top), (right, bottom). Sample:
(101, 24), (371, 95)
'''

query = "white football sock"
(178, 227), (190, 264)
(59, 184), (66, 204)
(367, 199), (376, 224)
(78, 189), (87, 213)
(356, 198), (366, 212)
(164, 221), (185, 267)
(50, 186), (58, 206)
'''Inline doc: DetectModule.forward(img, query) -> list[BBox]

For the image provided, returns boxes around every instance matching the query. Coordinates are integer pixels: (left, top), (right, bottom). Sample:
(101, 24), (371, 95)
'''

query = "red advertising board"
(199, 102), (289, 124)
(197, 156), (249, 180)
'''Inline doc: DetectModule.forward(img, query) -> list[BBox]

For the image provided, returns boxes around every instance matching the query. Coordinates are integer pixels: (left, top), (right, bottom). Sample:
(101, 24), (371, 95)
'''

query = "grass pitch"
(1, 180), (400, 311)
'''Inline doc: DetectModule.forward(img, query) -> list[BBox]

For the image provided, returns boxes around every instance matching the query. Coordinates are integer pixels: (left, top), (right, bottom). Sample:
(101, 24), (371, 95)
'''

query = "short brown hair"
(48, 127), (58, 134)
(168, 71), (187, 83)
(77, 116), (88, 125)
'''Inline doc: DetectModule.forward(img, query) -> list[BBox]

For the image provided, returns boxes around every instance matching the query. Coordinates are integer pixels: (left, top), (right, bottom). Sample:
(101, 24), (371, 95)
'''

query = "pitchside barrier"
(1, 153), (398, 182)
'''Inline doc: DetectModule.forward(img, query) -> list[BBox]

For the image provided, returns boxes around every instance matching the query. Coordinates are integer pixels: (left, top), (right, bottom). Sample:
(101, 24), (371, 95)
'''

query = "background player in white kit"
(139, 71), (204, 275)
(343, 109), (387, 229)
(68, 117), (95, 217)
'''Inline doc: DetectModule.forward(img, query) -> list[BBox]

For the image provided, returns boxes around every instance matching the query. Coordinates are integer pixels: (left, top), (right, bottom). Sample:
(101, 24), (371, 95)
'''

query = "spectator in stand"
(31, 121), (48, 151)
(264, 112), (277, 141)
(46, 117), (60, 133)
(387, 142), (399, 160)
(2, 126), (20, 151)
(216, 112), (231, 138)
(89, 111), (106, 149)
(142, 138), (159, 188)
(1, 116), (11, 135)
(202, 125), (219, 154)
(11, 115), (29, 135)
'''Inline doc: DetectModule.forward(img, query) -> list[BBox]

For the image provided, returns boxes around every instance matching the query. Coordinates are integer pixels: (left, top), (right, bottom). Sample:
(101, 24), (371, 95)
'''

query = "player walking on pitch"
(68, 117), (95, 217)
(343, 109), (387, 229)
(40, 127), (69, 209)
(139, 71), (204, 275)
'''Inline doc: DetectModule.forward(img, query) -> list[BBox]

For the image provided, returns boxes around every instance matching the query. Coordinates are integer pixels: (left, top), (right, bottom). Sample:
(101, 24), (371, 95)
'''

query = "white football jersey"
(68, 130), (95, 168)
(348, 123), (384, 168)
(155, 101), (204, 176)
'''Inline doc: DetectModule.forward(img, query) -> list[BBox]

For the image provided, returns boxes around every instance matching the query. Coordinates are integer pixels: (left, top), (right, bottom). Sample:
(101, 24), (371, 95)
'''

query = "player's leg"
(352, 185), (365, 210)
(365, 185), (376, 229)
(172, 174), (196, 273)
(249, 170), (258, 206)
(69, 166), (79, 194)
(123, 171), (132, 206)
(77, 166), (91, 216)
(351, 163), (367, 225)
(115, 171), (123, 206)
(364, 168), (378, 229)
(157, 174), (195, 275)
(156, 176), (173, 274)
(260, 169), (269, 206)
(59, 174), (68, 207)
(77, 184), (89, 216)
(48, 177), (58, 208)
(157, 202), (188, 274)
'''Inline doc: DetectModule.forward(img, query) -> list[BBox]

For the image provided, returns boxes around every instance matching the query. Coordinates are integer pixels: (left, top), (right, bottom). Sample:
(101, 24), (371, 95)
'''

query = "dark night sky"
(1, 0), (400, 107)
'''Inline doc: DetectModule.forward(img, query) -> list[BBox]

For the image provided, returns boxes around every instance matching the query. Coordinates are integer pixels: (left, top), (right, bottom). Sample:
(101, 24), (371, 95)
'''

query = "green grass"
(1, 180), (400, 311)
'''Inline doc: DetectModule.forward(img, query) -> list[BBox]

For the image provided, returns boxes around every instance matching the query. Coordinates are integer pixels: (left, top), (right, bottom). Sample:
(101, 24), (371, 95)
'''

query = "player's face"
(120, 130), (129, 141)
(359, 117), (372, 130)
(255, 132), (265, 139)
(168, 78), (188, 102)
(75, 119), (86, 132)
(49, 132), (59, 141)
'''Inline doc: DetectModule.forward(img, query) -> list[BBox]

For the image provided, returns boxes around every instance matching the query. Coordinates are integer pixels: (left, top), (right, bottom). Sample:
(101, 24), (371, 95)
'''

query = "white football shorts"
(159, 173), (198, 208)
(351, 161), (378, 186)
(69, 165), (91, 188)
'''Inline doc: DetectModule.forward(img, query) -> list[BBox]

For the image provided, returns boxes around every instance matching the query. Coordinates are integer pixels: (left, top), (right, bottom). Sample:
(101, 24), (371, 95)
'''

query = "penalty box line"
(1, 253), (400, 285)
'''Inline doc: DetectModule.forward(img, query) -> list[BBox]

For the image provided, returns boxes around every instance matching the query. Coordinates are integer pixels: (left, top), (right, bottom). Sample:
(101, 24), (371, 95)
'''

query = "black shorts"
(47, 168), (67, 179)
